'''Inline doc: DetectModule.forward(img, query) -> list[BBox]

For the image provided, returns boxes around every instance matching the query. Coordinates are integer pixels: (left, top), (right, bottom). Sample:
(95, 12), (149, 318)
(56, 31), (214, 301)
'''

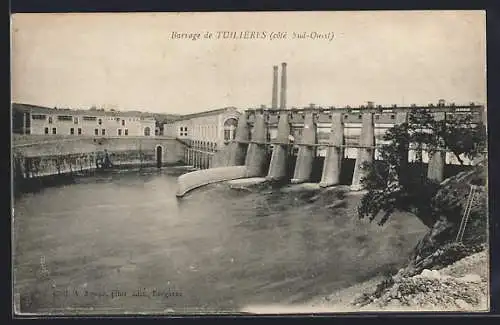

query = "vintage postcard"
(11, 11), (488, 316)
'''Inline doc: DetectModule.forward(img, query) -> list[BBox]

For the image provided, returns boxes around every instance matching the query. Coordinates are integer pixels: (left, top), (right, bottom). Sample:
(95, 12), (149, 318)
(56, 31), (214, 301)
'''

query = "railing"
(244, 104), (484, 115)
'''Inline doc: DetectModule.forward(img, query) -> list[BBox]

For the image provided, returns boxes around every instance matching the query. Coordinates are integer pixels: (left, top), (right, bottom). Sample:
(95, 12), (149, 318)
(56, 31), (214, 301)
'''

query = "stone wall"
(13, 135), (183, 160)
(12, 136), (186, 181)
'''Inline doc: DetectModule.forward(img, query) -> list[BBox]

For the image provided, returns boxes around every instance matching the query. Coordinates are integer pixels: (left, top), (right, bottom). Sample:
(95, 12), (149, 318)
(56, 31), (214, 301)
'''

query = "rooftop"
(166, 106), (241, 122)
(12, 103), (158, 118)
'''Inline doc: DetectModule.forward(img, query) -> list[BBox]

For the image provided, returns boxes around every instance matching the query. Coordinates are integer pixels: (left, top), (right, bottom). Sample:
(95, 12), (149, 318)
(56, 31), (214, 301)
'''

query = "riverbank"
(309, 249), (489, 312)
(239, 249), (488, 313)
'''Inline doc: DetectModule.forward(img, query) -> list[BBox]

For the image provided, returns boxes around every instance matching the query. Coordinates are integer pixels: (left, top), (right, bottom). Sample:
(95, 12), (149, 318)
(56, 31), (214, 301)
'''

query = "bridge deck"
(244, 104), (484, 114)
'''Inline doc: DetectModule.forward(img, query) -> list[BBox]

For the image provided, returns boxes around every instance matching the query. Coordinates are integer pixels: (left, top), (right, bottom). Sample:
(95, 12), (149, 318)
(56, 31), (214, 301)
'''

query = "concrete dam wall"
(176, 166), (252, 197)
(176, 104), (483, 197)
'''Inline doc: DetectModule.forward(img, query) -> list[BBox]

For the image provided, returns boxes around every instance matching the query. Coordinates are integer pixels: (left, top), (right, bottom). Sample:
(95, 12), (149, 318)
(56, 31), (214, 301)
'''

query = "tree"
(358, 108), (486, 227)
(435, 114), (486, 165)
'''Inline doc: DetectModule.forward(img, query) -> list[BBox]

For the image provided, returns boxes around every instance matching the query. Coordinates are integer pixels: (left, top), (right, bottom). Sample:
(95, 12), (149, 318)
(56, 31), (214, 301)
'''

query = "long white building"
(13, 104), (156, 137)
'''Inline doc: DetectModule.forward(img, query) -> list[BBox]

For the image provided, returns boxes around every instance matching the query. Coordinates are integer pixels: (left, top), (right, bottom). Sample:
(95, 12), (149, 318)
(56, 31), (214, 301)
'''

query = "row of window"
(97, 118), (126, 126)
(177, 119), (239, 139)
(44, 127), (130, 136)
(375, 114), (396, 120)
(44, 127), (68, 135)
(262, 113), (398, 121)
(35, 115), (129, 126)
(43, 127), (152, 136)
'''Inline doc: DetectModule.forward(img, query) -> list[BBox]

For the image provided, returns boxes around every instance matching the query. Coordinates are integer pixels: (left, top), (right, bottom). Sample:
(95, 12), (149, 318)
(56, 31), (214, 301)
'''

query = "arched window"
(144, 127), (151, 136)
(223, 118), (238, 142)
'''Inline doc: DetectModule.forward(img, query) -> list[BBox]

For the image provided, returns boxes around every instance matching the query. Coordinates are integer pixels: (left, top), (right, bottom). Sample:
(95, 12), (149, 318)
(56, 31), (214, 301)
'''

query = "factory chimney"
(280, 62), (287, 109)
(271, 66), (279, 109)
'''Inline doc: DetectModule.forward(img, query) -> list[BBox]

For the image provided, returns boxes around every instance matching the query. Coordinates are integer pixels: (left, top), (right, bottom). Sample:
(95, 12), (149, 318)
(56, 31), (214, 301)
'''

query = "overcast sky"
(11, 11), (486, 115)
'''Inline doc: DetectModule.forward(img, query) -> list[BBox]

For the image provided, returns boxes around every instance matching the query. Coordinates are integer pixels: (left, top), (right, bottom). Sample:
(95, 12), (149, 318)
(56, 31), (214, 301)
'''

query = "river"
(13, 167), (428, 314)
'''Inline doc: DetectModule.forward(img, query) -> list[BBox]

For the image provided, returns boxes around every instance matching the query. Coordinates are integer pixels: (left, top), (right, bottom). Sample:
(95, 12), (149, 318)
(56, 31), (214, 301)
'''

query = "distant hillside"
(152, 113), (182, 124)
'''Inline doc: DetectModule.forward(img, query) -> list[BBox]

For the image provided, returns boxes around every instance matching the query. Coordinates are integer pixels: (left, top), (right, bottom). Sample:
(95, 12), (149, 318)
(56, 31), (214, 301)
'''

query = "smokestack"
(280, 62), (287, 109)
(272, 66), (279, 109)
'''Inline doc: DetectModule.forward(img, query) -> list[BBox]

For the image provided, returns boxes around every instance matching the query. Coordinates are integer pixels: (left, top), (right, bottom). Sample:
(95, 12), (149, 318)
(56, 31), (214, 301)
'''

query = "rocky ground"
(311, 249), (489, 312)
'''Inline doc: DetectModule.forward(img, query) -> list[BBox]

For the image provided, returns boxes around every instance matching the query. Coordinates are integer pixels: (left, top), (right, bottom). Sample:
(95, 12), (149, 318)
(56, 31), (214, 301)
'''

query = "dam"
(177, 63), (485, 196)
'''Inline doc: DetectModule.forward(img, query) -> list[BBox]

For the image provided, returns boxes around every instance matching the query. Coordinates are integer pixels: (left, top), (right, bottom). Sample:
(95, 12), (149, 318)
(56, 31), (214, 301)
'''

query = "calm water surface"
(13, 167), (427, 314)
